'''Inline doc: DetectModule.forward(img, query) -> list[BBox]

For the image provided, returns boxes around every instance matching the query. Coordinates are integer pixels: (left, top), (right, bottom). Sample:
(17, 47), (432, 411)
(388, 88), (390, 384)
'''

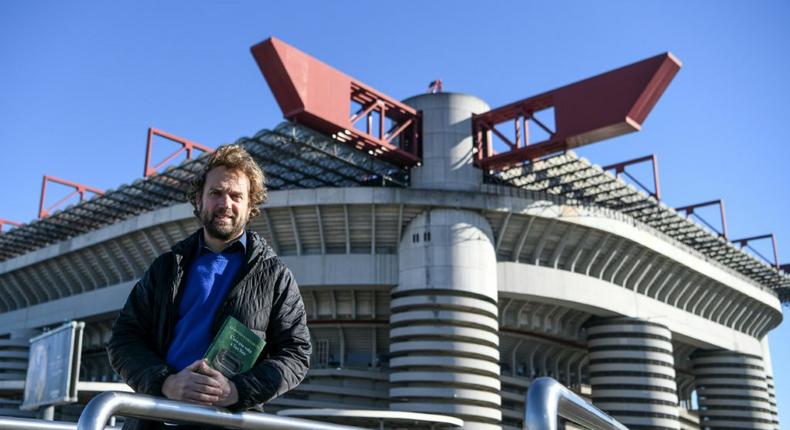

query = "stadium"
(0, 36), (788, 430)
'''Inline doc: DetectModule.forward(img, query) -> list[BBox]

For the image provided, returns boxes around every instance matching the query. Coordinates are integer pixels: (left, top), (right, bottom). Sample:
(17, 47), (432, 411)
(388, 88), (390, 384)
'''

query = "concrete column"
(403, 92), (490, 191)
(390, 209), (501, 430)
(766, 374), (779, 430)
(8, 329), (39, 339)
(0, 328), (39, 381)
(761, 337), (780, 430)
(692, 350), (773, 430)
(587, 317), (680, 430)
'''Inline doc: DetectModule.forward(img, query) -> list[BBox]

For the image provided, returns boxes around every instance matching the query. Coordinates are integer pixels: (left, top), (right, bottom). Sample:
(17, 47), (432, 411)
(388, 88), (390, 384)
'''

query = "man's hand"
(161, 359), (223, 405)
(161, 359), (239, 407)
(196, 361), (239, 407)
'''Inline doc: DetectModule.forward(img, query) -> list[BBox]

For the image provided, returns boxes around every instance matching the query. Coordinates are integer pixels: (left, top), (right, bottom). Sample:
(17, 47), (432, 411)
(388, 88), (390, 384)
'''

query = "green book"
(204, 316), (266, 378)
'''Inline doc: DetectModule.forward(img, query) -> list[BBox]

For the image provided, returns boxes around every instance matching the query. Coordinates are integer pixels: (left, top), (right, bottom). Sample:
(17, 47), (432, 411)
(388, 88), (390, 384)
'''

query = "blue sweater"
(165, 233), (246, 371)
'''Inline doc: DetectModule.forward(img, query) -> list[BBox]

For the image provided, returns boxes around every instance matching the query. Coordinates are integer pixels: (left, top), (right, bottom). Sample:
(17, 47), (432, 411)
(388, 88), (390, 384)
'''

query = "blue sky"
(1, 0), (789, 423)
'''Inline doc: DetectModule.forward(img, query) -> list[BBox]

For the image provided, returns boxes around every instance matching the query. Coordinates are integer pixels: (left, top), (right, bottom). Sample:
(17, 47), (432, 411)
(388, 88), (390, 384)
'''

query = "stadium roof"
(0, 123), (407, 262)
(492, 152), (790, 301)
(1, 122), (788, 302)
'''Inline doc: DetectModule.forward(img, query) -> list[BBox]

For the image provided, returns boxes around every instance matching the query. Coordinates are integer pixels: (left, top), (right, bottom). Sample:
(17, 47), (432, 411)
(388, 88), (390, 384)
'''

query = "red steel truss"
(473, 53), (682, 170)
(38, 176), (104, 218)
(251, 37), (421, 167)
(144, 128), (213, 177)
(0, 218), (21, 234)
(676, 199), (728, 239)
(603, 154), (662, 200)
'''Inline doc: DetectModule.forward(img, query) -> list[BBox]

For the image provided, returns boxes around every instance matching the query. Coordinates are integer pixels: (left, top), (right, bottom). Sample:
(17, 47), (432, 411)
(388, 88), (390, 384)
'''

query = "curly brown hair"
(187, 144), (267, 219)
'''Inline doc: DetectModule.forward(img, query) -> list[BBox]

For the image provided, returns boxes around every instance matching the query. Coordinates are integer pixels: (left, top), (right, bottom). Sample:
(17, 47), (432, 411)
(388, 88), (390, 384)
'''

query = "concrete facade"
(404, 93), (489, 191)
(0, 92), (785, 429)
(692, 351), (774, 429)
(587, 318), (680, 429)
(392, 209), (501, 429)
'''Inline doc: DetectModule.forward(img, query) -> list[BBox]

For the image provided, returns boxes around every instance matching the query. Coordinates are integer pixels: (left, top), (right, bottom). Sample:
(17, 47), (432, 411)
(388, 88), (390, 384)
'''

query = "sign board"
(21, 321), (84, 410)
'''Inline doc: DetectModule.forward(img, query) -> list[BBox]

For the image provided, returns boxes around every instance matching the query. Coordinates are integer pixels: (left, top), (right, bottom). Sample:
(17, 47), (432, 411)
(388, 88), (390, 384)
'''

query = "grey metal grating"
(2, 124), (786, 302)
(490, 151), (790, 301)
(0, 122), (407, 262)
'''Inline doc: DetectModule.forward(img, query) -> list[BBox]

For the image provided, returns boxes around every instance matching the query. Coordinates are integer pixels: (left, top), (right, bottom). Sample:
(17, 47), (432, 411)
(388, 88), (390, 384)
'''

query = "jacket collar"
(171, 227), (275, 264)
(196, 230), (247, 257)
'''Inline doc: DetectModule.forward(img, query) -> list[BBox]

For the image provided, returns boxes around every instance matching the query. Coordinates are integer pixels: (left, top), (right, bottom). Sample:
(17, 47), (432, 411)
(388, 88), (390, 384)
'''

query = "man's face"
(196, 166), (252, 242)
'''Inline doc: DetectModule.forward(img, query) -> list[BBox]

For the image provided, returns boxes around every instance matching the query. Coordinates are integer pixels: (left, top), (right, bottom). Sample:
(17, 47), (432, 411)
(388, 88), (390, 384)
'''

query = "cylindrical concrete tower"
(761, 337), (780, 430)
(404, 93), (489, 191)
(692, 350), (774, 430)
(392, 209), (501, 429)
(766, 374), (779, 430)
(0, 328), (38, 383)
(587, 318), (680, 430)
(389, 93), (501, 429)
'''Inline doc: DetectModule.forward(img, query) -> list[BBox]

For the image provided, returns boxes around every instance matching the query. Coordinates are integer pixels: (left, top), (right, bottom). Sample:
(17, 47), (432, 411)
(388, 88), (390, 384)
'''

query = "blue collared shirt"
(165, 231), (247, 371)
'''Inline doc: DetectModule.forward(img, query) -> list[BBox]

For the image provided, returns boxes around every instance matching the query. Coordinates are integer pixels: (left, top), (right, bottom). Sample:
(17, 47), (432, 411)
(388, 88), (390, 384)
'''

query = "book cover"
(204, 316), (266, 378)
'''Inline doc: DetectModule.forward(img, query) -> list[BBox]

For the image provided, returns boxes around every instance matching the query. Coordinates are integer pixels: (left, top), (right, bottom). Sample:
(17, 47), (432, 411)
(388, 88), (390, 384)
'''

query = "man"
(108, 145), (311, 429)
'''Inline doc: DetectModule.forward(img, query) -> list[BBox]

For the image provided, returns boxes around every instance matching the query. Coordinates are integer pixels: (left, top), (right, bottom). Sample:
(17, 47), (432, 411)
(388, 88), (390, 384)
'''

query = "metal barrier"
(0, 416), (119, 430)
(77, 391), (364, 430)
(524, 377), (629, 430)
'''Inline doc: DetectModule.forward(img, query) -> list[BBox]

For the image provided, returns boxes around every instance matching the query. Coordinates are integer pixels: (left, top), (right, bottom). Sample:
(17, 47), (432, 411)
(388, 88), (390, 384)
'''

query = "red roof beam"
(144, 128), (213, 177)
(251, 37), (421, 167)
(474, 52), (682, 170)
(38, 175), (104, 218)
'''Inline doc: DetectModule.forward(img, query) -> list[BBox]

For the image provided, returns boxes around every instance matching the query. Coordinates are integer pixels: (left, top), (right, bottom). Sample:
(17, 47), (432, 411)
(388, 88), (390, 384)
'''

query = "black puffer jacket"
(107, 229), (311, 429)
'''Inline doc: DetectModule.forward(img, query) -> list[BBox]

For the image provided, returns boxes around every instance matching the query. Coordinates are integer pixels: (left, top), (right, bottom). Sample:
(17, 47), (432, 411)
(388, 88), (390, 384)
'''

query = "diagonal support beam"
(731, 233), (780, 269)
(144, 128), (213, 177)
(675, 199), (728, 238)
(603, 154), (661, 200)
(39, 175), (104, 218)
(0, 218), (21, 234)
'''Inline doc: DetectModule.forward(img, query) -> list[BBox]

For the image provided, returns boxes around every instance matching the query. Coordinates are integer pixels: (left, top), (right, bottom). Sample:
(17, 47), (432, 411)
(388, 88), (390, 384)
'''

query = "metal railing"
(524, 377), (628, 430)
(0, 416), (119, 430)
(77, 391), (364, 430)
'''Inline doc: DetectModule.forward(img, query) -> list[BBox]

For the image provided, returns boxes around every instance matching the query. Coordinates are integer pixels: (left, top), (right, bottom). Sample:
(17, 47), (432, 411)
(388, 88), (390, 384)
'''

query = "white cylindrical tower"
(692, 350), (773, 430)
(761, 337), (780, 430)
(389, 93), (501, 429)
(587, 318), (680, 430)
(0, 328), (38, 384)
(404, 92), (490, 191)
(391, 209), (501, 429)
(766, 374), (779, 430)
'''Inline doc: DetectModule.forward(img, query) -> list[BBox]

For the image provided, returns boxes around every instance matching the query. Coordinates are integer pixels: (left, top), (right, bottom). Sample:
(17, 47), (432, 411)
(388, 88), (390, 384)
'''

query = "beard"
(198, 205), (248, 242)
